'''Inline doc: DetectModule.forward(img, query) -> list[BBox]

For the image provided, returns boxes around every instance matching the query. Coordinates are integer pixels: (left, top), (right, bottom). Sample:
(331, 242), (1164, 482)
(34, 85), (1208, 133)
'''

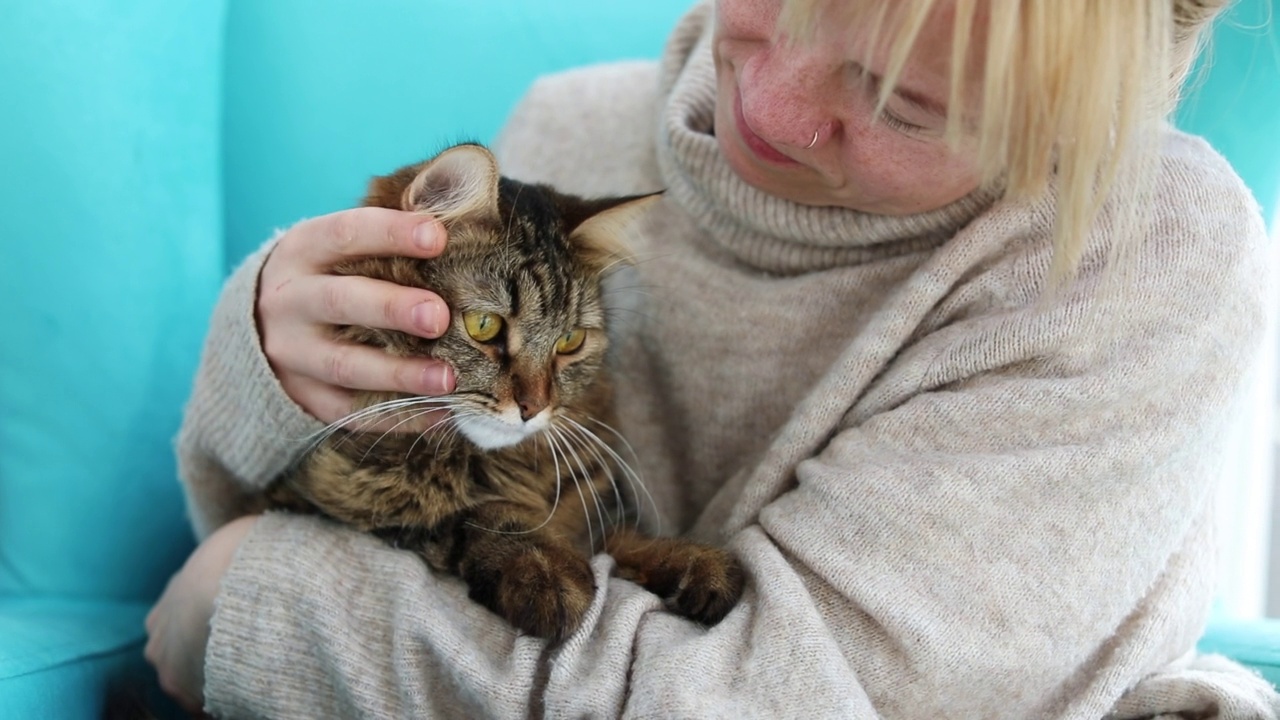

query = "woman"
(148, 0), (1280, 717)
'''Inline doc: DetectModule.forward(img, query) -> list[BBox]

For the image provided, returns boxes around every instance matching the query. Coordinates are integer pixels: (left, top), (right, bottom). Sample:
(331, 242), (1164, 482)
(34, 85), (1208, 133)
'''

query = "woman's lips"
(734, 92), (800, 166)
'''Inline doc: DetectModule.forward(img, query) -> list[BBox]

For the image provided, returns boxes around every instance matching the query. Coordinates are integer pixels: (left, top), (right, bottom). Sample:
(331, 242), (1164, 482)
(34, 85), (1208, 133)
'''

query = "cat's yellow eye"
(555, 329), (586, 355)
(463, 311), (503, 342)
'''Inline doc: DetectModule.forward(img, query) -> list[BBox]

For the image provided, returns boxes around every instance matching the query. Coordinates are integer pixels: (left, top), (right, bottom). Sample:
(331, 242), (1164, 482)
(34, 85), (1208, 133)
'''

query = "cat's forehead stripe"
(506, 276), (521, 317)
(516, 264), (567, 326)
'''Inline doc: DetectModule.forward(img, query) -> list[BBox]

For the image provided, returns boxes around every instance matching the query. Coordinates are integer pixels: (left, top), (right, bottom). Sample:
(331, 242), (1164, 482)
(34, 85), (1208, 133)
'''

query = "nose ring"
(805, 130), (819, 149)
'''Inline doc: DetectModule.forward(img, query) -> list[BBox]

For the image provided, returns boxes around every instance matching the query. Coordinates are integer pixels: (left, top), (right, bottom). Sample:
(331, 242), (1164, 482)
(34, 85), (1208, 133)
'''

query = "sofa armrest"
(1200, 618), (1280, 688)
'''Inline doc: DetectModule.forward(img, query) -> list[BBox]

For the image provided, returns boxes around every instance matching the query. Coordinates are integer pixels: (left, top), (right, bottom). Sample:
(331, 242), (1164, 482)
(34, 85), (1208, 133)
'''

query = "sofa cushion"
(0, 0), (226, 600)
(0, 597), (178, 719)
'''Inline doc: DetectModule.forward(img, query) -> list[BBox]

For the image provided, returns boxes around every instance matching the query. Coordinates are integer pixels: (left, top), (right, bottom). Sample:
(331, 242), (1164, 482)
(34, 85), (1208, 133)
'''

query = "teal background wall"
(1176, 0), (1280, 226)
(0, 0), (225, 602)
(221, 1), (692, 266)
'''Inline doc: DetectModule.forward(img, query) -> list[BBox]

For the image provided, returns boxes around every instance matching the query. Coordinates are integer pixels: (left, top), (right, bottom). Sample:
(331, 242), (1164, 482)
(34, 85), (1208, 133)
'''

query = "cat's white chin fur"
(456, 408), (551, 450)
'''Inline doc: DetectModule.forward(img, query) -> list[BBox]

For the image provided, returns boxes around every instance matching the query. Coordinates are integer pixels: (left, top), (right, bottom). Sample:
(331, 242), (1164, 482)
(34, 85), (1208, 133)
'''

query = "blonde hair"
(779, 0), (1229, 287)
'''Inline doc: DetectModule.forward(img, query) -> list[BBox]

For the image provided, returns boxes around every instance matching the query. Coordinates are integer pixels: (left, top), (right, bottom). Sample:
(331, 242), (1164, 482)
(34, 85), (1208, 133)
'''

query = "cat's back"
(494, 61), (665, 198)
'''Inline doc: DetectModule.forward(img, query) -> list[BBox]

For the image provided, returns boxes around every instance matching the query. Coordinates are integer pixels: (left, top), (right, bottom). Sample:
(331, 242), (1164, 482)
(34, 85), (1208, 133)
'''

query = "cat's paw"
(482, 544), (596, 641)
(614, 540), (745, 627)
(659, 545), (745, 626)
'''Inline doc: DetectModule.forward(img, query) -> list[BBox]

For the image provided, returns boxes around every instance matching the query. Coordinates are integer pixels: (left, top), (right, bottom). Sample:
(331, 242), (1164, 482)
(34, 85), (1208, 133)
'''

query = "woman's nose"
(738, 47), (837, 149)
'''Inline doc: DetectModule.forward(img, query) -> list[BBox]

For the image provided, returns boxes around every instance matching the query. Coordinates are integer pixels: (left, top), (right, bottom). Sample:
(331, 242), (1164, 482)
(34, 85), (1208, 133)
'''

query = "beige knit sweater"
(179, 4), (1279, 718)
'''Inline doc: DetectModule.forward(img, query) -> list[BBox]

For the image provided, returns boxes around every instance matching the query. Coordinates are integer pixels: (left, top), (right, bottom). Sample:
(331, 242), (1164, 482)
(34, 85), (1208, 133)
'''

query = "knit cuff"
(203, 513), (344, 718)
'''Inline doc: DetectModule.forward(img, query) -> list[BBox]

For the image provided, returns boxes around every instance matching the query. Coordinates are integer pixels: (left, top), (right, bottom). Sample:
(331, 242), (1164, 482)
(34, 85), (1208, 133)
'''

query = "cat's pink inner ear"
(405, 144), (501, 222)
(569, 194), (661, 273)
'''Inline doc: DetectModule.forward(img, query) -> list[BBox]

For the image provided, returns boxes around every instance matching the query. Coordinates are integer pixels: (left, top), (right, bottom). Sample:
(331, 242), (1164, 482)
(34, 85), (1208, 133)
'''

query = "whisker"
(585, 417), (646, 479)
(301, 396), (460, 448)
(560, 421), (626, 529)
(460, 430), (560, 532)
(433, 409), (493, 452)
(431, 409), (486, 456)
(594, 256), (634, 278)
(604, 307), (659, 324)
(404, 411), (462, 460)
(567, 417), (662, 536)
(526, 431), (565, 534)
(466, 425), (564, 537)
(553, 424), (608, 553)
(602, 250), (677, 271)
(431, 423), (463, 457)
(601, 283), (662, 298)
(357, 404), (460, 464)
(548, 425), (595, 551)
(278, 396), (462, 477)
(502, 181), (526, 257)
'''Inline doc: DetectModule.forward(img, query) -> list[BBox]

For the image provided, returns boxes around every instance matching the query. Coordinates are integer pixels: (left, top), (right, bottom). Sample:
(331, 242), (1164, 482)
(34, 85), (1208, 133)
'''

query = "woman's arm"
(193, 284), (1268, 719)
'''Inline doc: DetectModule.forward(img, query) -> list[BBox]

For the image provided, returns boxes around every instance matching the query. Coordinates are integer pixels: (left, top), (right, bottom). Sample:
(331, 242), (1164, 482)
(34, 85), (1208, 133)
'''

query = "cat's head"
(338, 143), (657, 450)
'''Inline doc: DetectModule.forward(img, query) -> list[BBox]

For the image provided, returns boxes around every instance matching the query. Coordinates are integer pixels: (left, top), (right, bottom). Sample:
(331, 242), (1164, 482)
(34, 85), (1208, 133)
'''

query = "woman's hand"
(145, 515), (261, 715)
(257, 207), (456, 426)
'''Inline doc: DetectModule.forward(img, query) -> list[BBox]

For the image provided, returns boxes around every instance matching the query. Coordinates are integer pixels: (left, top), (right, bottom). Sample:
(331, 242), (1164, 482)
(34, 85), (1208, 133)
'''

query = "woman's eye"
(844, 63), (939, 137)
(555, 329), (586, 355)
(463, 311), (503, 342)
(878, 110), (928, 135)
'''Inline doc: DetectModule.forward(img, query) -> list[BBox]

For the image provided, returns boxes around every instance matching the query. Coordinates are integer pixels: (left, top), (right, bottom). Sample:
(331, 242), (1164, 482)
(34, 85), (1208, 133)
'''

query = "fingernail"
(423, 364), (455, 395)
(413, 222), (442, 253)
(412, 299), (446, 336)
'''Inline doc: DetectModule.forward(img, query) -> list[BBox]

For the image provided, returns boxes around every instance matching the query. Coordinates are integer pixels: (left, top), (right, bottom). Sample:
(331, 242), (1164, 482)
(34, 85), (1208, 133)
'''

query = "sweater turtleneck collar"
(653, 1), (999, 275)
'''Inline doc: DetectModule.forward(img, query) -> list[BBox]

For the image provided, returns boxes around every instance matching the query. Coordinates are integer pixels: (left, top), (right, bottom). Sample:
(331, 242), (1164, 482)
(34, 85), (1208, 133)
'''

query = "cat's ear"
(403, 144), (501, 222)
(566, 193), (662, 273)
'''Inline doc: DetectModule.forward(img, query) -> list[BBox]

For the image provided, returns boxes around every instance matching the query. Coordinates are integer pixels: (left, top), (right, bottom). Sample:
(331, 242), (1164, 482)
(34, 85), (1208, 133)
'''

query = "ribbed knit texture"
(182, 3), (1279, 717)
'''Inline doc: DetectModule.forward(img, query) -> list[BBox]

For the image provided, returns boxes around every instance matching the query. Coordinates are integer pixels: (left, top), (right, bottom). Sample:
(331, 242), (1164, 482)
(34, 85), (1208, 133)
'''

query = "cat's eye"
(463, 311), (503, 342)
(555, 329), (586, 355)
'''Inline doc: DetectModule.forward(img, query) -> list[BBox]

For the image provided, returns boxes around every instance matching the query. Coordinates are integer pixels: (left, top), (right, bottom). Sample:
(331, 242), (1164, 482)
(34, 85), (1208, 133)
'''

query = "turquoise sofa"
(0, 2), (1276, 717)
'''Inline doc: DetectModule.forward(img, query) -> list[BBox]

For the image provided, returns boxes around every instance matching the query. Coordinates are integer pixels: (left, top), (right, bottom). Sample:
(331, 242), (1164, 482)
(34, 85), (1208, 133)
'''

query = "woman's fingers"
(289, 206), (446, 269)
(270, 327), (455, 397)
(278, 373), (360, 426)
(260, 272), (457, 397)
(255, 205), (458, 426)
(284, 374), (453, 433)
(302, 274), (451, 338)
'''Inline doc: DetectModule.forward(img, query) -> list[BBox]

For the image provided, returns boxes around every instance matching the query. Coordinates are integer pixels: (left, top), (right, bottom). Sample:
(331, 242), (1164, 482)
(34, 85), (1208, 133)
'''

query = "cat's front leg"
(605, 528), (745, 627)
(450, 502), (597, 641)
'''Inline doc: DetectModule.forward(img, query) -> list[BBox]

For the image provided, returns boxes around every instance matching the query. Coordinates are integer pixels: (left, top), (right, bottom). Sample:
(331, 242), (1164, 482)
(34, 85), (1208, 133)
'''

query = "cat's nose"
(518, 398), (547, 422)
(514, 374), (551, 422)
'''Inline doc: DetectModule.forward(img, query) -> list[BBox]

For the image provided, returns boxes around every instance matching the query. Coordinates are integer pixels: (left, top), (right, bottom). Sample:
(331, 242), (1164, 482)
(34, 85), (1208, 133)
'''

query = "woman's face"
(712, 0), (983, 214)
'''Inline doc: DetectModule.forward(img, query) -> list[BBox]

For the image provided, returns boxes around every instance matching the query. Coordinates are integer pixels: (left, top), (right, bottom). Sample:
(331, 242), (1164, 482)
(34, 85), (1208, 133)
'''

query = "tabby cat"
(262, 143), (744, 640)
